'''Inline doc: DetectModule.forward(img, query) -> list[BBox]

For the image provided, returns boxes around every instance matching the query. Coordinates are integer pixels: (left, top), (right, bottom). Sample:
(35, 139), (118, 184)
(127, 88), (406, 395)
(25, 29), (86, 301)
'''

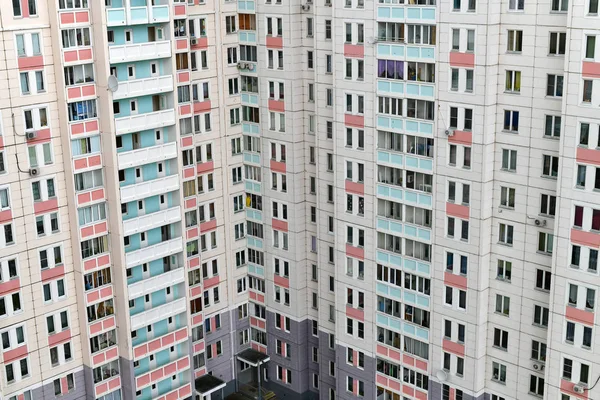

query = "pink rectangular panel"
(64, 50), (78, 63)
(446, 202), (470, 219)
(85, 120), (99, 132)
(183, 167), (195, 178)
(0, 209), (13, 224)
(346, 243), (364, 260)
(196, 161), (214, 174)
(74, 158), (88, 170)
(95, 383), (108, 396)
(0, 278), (20, 296)
(86, 289), (100, 303)
(345, 180), (364, 195)
(178, 71), (190, 83)
(181, 136), (193, 147)
(174, 4), (186, 15)
(70, 122), (85, 136)
(193, 100), (211, 113)
(67, 87), (81, 100)
(272, 219), (288, 232)
(268, 99), (285, 112)
(346, 305), (365, 321)
(444, 271), (467, 290)
(84, 259), (97, 271)
(203, 275), (219, 289)
(175, 328), (187, 341)
(388, 349), (401, 361)
(377, 344), (388, 356)
(60, 12), (75, 24)
(176, 39), (188, 50)
(257, 293), (264, 303)
(449, 52), (475, 68)
(448, 130), (472, 145)
(191, 314), (203, 325)
(561, 379), (588, 399)
(185, 198), (197, 209)
(389, 379), (400, 391)
(571, 228), (600, 247)
(34, 198), (59, 215)
(164, 362), (177, 375)
(41, 265), (65, 282)
(180, 384), (191, 397)
(273, 274), (289, 288)
(266, 36), (283, 48)
(415, 390), (428, 400)
(583, 61), (600, 79)
(92, 188), (105, 201)
(191, 37), (208, 49)
(190, 286), (202, 297)
(2, 345), (27, 363)
(199, 219), (217, 232)
(79, 48), (92, 60)
(344, 44), (364, 58)
(270, 160), (286, 173)
(403, 354), (415, 366)
(442, 339), (465, 356)
(162, 334), (175, 346)
(577, 147), (600, 166)
(82, 84), (96, 97)
(179, 104), (192, 116)
(403, 385), (415, 397)
(93, 353), (105, 365)
(28, 128), (51, 144)
(94, 221), (108, 235)
(75, 11), (89, 22)
(188, 256), (200, 268)
(345, 114), (364, 128)
(61, 377), (69, 394)
(134, 345), (146, 358)
(376, 374), (388, 385)
(18, 56), (43, 70)
(566, 306), (595, 326)
(97, 254), (110, 267)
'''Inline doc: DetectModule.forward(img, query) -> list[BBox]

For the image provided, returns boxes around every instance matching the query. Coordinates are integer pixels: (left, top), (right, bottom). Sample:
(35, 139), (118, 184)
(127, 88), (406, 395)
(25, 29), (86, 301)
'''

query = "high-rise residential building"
(0, 0), (599, 399)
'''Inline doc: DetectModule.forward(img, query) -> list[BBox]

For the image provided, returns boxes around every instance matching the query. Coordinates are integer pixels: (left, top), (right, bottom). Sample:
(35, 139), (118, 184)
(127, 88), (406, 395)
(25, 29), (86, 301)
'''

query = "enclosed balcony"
(127, 266), (185, 300)
(129, 281), (186, 316)
(122, 205), (181, 236)
(114, 108), (175, 135)
(106, 0), (169, 26)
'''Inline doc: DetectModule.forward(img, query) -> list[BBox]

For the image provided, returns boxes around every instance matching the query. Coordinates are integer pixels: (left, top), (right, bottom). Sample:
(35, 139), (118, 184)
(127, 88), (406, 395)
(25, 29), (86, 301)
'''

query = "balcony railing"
(114, 108), (175, 135)
(108, 40), (171, 64)
(130, 296), (187, 331)
(117, 141), (177, 169)
(112, 75), (173, 100)
(125, 237), (183, 268)
(128, 267), (185, 300)
(120, 174), (180, 203)
(122, 206), (181, 236)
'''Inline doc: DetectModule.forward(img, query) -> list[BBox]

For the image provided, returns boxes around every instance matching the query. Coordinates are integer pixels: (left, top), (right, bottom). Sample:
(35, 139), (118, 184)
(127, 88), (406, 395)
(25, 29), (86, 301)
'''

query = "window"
(505, 70), (521, 92)
(495, 294), (510, 315)
(501, 149), (517, 172)
(549, 32), (566, 55)
(500, 186), (515, 208)
(498, 223), (514, 245)
(538, 233), (554, 255)
(546, 74), (564, 97)
(583, 80), (593, 103)
(507, 30), (523, 52)
(508, 0), (524, 9)
(531, 340), (546, 362)
(492, 362), (506, 383)
(503, 110), (519, 132)
(529, 375), (544, 397)
(544, 115), (561, 137)
(225, 16), (236, 33)
(542, 155), (559, 178)
(533, 305), (549, 327)
(585, 35), (596, 59)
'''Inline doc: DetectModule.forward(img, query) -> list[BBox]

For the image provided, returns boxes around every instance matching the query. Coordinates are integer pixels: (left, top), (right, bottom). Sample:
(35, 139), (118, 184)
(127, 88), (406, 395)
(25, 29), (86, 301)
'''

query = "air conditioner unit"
(444, 129), (454, 136)
(29, 168), (40, 176)
(534, 219), (547, 226)
(301, 3), (310, 10)
(26, 131), (37, 140)
(190, 38), (198, 45)
(532, 362), (544, 371)
(237, 62), (244, 69)
(573, 385), (586, 394)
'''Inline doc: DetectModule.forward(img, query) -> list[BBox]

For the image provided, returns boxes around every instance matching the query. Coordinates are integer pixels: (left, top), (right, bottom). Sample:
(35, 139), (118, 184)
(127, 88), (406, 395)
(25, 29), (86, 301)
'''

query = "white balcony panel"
(114, 109), (175, 135)
(122, 206), (181, 236)
(117, 141), (177, 169)
(120, 174), (180, 203)
(128, 267), (185, 300)
(108, 40), (171, 64)
(130, 297), (187, 331)
(125, 238), (183, 269)
(112, 75), (174, 100)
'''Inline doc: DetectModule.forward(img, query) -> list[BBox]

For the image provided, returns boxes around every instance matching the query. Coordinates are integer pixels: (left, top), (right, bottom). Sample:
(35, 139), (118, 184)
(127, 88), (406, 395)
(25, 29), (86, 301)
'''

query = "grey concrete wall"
(335, 345), (376, 400)
(34, 369), (87, 400)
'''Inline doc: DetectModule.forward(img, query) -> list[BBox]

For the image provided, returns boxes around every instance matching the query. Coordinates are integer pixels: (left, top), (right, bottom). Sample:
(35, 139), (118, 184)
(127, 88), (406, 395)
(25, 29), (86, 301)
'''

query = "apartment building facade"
(1, 0), (599, 399)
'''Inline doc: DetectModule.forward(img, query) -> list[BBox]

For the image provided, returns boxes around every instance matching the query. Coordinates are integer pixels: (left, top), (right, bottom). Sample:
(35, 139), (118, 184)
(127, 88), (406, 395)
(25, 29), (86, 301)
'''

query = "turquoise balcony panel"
(114, 95), (163, 118)
(377, 43), (405, 58)
(122, 193), (175, 222)
(238, 31), (257, 43)
(245, 181), (261, 193)
(247, 237), (263, 249)
(238, 0), (255, 11)
(245, 209), (262, 221)
(377, 150), (403, 167)
(406, 45), (435, 60)
(109, 25), (163, 46)
(405, 6), (435, 20)
(404, 120), (433, 135)
(405, 83), (435, 98)
(130, 6), (149, 24)
(110, 0), (124, 6)
(113, 61), (166, 83)
(248, 263), (264, 276)
(151, 5), (169, 21)
(242, 123), (260, 135)
(107, 8), (126, 25)
(377, 5), (405, 19)
(378, 115), (404, 132)
(378, 80), (404, 95)
(241, 93), (259, 105)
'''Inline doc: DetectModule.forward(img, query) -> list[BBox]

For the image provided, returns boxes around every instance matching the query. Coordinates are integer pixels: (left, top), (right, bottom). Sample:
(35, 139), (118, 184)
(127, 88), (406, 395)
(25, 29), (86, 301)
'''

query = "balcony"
(122, 206), (181, 236)
(108, 40), (171, 64)
(125, 237), (183, 268)
(120, 174), (180, 203)
(130, 296), (187, 331)
(114, 108), (175, 135)
(112, 75), (173, 100)
(106, 4), (169, 26)
(128, 267), (185, 300)
(117, 141), (177, 169)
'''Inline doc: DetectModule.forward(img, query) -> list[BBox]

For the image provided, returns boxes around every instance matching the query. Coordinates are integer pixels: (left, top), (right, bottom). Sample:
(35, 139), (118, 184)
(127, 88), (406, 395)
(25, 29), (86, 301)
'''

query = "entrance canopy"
(236, 348), (270, 367)
(195, 374), (226, 396)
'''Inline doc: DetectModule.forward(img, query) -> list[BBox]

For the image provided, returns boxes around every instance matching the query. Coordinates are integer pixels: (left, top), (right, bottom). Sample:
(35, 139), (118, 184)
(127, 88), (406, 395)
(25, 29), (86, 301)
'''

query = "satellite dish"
(436, 370), (448, 382)
(107, 75), (119, 92)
